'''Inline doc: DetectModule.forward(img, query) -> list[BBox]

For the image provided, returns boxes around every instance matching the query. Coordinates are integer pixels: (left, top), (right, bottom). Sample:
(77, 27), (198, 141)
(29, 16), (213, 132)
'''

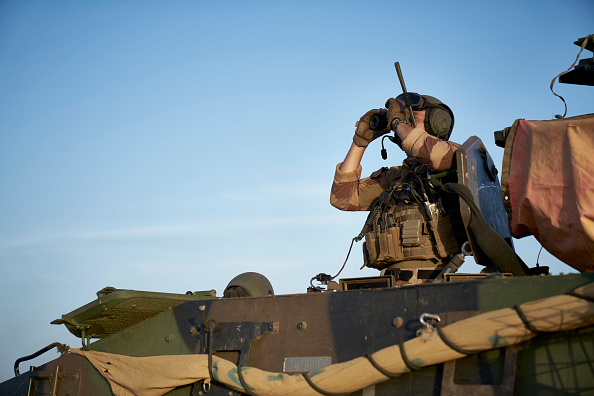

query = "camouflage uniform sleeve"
(330, 163), (390, 211)
(401, 127), (460, 171)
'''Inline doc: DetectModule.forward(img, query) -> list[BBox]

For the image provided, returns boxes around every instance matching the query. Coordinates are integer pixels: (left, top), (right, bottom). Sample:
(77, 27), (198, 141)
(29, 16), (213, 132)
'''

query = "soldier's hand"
(353, 108), (390, 147)
(385, 98), (413, 129)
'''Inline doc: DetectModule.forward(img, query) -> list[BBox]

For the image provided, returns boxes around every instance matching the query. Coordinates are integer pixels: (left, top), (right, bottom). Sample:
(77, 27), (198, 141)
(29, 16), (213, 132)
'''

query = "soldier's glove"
(353, 108), (390, 147)
(385, 98), (413, 130)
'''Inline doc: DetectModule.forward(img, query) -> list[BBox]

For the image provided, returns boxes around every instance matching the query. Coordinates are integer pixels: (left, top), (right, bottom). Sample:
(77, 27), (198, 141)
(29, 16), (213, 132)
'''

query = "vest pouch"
(377, 231), (395, 261)
(377, 213), (397, 261)
(364, 231), (379, 263)
(388, 224), (403, 260)
(401, 219), (422, 246)
(427, 215), (460, 258)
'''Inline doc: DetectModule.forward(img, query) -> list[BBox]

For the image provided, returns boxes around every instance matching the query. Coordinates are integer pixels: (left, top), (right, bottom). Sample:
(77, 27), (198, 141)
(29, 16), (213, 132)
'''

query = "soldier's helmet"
(420, 95), (455, 141)
(396, 93), (455, 141)
(224, 272), (275, 298)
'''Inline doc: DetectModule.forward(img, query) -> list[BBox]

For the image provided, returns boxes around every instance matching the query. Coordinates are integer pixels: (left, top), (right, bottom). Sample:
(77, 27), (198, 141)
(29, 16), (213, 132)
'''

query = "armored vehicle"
(1, 36), (593, 396)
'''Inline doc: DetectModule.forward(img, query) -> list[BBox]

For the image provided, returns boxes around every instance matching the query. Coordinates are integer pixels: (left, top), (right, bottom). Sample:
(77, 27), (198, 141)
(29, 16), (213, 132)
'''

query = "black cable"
(331, 238), (355, 281)
(399, 342), (421, 371)
(301, 372), (350, 396)
(365, 354), (400, 378)
(550, 34), (593, 118)
(381, 135), (390, 160)
(355, 206), (381, 242)
(433, 287), (594, 358)
(536, 246), (543, 267)
(566, 290), (594, 303)
(236, 366), (258, 396)
(310, 237), (356, 291)
(207, 321), (217, 382)
(435, 323), (480, 355)
(513, 305), (547, 335)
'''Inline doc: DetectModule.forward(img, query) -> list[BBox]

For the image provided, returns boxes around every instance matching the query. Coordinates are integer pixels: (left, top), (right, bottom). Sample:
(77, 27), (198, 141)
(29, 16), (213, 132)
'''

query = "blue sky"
(1, 0), (592, 381)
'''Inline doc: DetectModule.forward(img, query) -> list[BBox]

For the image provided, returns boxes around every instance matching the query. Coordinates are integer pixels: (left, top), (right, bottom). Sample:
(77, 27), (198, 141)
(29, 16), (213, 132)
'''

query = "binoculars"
(369, 113), (389, 131)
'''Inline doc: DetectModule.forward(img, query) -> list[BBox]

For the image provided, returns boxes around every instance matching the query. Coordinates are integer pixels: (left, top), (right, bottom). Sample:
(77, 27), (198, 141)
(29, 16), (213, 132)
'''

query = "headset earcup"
(427, 107), (452, 139)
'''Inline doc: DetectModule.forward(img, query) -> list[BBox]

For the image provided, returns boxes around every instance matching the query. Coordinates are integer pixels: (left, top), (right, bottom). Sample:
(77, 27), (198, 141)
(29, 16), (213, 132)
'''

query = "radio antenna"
(394, 62), (417, 128)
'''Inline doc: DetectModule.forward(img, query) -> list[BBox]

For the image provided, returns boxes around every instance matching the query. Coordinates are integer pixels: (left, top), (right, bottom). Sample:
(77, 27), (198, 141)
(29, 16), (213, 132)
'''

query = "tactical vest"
(360, 163), (462, 271)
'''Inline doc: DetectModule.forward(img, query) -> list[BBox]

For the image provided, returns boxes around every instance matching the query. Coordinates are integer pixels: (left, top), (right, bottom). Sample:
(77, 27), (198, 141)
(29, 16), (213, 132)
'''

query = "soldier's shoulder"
(369, 166), (399, 178)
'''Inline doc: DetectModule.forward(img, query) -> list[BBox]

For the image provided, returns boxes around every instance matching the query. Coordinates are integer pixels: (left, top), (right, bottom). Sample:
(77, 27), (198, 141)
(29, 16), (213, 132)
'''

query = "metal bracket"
(441, 346), (518, 396)
(51, 316), (92, 348)
(80, 328), (93, 349)
(27, 365), (63, 396)
(211, 321), (278, 367)
(416, 313), (441, 339)
(439, 310), (518, 395)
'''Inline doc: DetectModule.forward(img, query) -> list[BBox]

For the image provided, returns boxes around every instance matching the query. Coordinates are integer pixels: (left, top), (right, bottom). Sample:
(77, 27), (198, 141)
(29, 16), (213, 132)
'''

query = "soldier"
(331, 95), (466, 285)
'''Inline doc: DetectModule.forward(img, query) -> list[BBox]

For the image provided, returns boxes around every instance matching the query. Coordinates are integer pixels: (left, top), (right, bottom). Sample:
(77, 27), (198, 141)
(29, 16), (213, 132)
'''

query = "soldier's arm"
(398, 125), (458, 172)
(331, 144), (387, 211)
(338, 142), (366, 174)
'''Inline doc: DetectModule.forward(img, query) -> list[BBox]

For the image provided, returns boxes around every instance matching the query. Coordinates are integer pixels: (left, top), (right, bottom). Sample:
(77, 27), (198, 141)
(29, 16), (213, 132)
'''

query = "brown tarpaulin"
(501, 114), (594, 272)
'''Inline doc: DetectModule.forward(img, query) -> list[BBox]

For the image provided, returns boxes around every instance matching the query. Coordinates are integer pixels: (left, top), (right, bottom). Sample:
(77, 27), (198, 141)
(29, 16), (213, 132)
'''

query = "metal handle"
(14, 342), (68, 376)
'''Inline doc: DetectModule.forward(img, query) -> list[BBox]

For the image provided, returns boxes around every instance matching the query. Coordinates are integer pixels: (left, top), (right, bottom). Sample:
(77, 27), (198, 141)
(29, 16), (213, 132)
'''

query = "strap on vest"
(430, 178), (530, 276)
